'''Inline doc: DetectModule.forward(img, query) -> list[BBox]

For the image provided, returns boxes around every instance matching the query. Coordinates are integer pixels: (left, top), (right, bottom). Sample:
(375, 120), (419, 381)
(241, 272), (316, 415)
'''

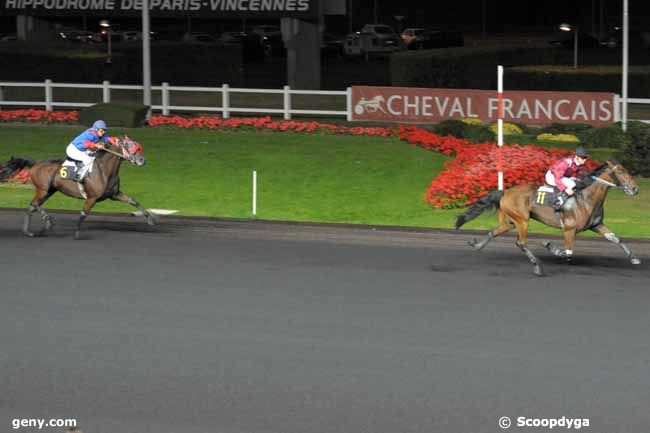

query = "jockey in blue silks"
(66, 120), (112, 182)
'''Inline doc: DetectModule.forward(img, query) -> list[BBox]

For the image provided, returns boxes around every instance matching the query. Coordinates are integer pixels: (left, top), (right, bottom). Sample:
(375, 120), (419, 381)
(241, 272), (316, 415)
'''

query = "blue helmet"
(92, 120), (107, 130)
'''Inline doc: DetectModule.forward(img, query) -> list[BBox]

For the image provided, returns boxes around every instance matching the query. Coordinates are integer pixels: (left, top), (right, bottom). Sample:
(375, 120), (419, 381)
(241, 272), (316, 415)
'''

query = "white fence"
(0, 80), (353, 121)
(1, 80), (650, 123)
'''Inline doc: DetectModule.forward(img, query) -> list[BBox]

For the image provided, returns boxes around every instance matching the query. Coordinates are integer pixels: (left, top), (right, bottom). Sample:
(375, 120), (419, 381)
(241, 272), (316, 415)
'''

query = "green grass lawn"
(1, 125), (649, 238)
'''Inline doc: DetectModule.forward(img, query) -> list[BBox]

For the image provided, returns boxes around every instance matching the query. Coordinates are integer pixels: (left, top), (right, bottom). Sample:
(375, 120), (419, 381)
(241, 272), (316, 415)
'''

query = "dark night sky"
(350, 0), (650, 32)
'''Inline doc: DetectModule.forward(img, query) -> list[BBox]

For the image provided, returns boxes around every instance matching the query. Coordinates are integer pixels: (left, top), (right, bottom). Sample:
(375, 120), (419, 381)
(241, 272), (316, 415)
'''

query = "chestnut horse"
(0, 136), (156, 239)
(455, 161), (641, 276)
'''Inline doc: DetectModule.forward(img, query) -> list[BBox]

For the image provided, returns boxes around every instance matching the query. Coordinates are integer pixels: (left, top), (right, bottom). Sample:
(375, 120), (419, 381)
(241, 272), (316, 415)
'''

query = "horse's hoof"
(23, 230), (35, 238)
(631, 258), (641, 265)
(543, 241), (551, 249)
(74, 231), (82, 240)
(467, 239), (477, 249)
(146, 216), (158, 226)
(533, 266), (545, 276)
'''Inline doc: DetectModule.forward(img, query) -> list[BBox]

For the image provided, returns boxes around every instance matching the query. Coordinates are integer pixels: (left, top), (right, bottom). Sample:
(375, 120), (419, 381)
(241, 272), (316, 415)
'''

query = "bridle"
(103, 137), (142, 164)
(590, 164), (628, 192)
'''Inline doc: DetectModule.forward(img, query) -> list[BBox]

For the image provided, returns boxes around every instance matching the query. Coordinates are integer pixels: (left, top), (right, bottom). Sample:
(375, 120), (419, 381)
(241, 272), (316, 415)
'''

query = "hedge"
(390, 47), (568, 89)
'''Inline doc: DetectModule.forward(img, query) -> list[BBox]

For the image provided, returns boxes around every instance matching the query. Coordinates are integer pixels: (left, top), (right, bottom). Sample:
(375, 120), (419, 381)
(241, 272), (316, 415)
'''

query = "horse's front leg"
(545, 228), (576, 261)
(112, 192), (157, 226)
(75, 198), (98, 240)
(592, 224), (641, 265)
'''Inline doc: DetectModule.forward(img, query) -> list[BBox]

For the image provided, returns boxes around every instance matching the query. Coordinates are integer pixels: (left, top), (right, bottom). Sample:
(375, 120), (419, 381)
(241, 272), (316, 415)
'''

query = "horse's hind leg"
(468, 219), (514, 251)
(111, 192), (157, 226)
(23, 188), (54, 237)
(592, 224), (641, 265)
(514, 221), (544, 276)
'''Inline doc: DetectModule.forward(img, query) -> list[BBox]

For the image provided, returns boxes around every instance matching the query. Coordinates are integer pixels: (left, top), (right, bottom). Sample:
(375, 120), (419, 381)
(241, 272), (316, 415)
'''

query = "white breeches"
(66, 143), (95, 173)
(545, 171), (576, 192)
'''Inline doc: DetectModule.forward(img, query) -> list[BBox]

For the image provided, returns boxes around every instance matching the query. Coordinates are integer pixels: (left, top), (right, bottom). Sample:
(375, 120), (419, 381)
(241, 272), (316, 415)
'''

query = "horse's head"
(601, 160), (639, 196)
(112, 135), (146, 167)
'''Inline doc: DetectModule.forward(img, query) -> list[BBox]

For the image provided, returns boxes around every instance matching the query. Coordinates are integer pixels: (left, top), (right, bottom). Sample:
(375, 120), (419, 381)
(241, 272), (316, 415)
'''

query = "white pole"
(161, 82), (170, 115)
(497, 65), (504, 191)
(102, 80), (111, 103)
(622, 0), (629, 132)
(283, 85), (291, 120)
(222, 84), (230, 119)
(45, 79), (53, 112)
(252, 170), (257, 217)
(142, 0), (152, 118)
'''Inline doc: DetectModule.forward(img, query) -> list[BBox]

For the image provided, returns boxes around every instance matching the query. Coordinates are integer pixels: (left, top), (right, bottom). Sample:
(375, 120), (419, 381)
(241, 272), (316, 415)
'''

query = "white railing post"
(45, 79), (53, 111)
(346, 87), (353, 121)
(0, 86), (4, 110)
(252, 170), (257, 217)
(614, 94), (621, 123)
(102, 80), (111, 103)
(162, 82), (170, 115)
(222, 83), (230, 119)
(283, 85), (291, 120)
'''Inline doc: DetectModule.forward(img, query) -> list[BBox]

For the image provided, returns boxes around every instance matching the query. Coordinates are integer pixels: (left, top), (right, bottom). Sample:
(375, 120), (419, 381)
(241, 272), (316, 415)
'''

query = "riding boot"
(73, 164), (88, 183)
(553, 191), (569, 211)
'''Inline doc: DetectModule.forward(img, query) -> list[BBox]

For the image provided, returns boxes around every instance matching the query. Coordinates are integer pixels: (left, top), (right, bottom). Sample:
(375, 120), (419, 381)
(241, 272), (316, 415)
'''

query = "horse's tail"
(0, 156), (35, 182)
(455, 190), (504, 230)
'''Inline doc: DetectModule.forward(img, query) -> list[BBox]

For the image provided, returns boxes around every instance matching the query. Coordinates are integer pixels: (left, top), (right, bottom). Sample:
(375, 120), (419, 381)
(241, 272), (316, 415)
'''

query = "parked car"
(59, 30), (100, 44)
(407, 29), (463, 49)
(548, 31), (601, 49)
(599, 27), (650, 48)
(401, 28), (425, 46)
(321, 32), (344, 56)
(343, 30), (401, 56)
(251, 25), (280, 38)
(0, 33), (17, 42)
(359, 24), (403, 51)
(182, 32), (219, 44)
(218, 31), (246, 46)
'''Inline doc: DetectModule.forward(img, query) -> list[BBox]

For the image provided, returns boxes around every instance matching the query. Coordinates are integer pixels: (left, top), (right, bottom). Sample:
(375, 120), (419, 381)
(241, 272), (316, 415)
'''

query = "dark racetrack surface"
(1, 209), (649, 433)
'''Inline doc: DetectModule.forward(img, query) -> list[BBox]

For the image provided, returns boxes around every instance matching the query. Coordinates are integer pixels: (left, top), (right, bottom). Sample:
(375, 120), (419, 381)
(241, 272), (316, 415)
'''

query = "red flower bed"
(2, 110), (595, 209)
(0, 109), (78, 123)
(148, 114), (394, 136)
(398, 126), (599, 208)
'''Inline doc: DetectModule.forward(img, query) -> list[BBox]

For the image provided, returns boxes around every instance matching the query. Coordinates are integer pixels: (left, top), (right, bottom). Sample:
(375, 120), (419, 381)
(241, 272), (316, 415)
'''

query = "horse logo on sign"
(354, 96), (387, 115)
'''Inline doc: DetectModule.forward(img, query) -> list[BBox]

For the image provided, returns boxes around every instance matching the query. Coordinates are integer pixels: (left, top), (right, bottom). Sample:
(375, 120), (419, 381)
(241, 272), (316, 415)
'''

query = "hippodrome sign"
(351, 86), (616, 126)
(0, 0), (318, 18)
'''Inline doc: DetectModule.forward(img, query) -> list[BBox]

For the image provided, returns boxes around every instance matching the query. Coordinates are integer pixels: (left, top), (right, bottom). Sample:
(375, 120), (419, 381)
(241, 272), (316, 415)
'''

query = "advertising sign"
(0, 0), (318, 18)
(351, 86), (616, 126)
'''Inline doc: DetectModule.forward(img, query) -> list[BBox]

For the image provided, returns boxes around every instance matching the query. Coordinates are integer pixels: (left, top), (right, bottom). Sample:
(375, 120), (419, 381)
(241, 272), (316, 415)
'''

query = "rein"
(590, 175), (623, 190)
(101, 146), (127, 159)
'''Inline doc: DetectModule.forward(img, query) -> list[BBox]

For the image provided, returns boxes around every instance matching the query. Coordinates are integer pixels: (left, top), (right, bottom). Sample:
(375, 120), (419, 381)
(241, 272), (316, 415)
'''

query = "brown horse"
(455, 160), (641, 276)
(0, 136), (156, 239)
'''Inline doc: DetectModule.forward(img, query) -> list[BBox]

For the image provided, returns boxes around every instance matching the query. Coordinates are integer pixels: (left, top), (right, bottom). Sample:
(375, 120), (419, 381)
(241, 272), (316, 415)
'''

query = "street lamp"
(99, 19), (111, 64)
(559, 22), (578, 68)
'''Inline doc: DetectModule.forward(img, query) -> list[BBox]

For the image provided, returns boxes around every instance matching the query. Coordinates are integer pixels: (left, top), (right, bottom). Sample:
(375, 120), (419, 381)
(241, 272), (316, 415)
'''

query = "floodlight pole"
(107, 27), (112, 63)
(622, 0), (629, 131)
(142, 0), (152, 117)
(573, 27), (578, 68)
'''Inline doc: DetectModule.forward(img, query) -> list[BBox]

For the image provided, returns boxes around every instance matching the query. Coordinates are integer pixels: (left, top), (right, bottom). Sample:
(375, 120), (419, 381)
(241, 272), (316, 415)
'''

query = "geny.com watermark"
(499, 416), (590, 430)
(12, 418), (77, 430)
